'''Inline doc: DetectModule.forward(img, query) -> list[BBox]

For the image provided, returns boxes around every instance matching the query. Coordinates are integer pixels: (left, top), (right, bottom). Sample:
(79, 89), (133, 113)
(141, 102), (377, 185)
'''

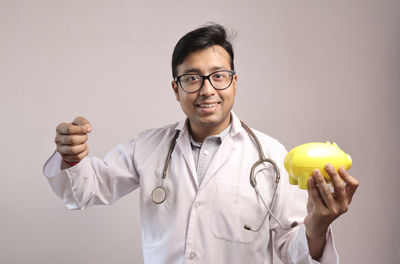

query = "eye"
(211, 71), (229, 82)
(189, 75), (200, 81)
(182, 75), (201, 83)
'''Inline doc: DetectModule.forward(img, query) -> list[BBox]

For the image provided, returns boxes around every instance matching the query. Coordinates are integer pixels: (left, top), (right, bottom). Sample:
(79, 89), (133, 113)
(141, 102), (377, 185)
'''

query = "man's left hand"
(304, 163), (359, 259)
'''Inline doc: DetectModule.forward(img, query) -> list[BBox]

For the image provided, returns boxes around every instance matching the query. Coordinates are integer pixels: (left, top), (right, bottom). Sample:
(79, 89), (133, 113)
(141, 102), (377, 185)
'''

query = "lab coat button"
(194, 202), (199, 208)
(203, 150), (209, 155)
(189, 252), (196, 259)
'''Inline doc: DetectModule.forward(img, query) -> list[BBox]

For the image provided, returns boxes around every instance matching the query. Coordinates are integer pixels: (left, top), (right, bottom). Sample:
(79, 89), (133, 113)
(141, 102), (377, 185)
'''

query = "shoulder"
(116, 122), (181, 153)
(132, 121), (184, 150)
(137, 123), (178, 139)
(134, 122), (180, 146)
(128, 122), (182, 169)
(231, 113), (288, 158)
(247, 127), (288, 158)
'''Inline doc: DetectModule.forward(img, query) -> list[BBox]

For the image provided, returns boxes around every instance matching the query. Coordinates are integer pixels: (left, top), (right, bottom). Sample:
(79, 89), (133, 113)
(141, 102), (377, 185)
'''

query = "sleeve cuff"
(43, 151), (63, 178)
(288, 224), (339, 264)
(43, 151), (90, 210)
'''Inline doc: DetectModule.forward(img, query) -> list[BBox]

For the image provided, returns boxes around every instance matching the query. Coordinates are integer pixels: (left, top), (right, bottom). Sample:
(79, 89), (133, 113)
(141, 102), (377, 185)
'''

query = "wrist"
(304, 217), (329, 241)
(63, 159), (80, 166)
(306, 225), (328, 242)
(305, 224), (328, 260)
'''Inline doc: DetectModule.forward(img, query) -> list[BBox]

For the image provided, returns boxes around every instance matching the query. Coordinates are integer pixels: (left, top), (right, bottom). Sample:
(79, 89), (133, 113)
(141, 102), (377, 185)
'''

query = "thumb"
(72, 116), (92, 133)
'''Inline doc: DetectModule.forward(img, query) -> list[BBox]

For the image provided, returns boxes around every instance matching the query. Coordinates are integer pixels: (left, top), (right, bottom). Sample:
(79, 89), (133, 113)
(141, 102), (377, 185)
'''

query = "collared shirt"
(189, 125), (231, 186)
(43, 112), (338, 264)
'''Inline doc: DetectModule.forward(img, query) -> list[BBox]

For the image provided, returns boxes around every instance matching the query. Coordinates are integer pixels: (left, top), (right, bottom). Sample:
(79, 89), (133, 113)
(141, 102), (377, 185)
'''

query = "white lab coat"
(43, 112), (338, 264)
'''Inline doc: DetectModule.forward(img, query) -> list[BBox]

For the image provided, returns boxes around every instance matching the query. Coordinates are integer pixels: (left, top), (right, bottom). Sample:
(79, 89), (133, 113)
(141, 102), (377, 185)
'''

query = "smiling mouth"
(196, 102), (220, 108)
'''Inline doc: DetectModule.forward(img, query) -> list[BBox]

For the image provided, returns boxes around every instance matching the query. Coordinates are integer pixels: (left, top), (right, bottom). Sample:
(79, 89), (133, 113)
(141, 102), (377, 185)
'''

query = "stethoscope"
(151, 121), (298, 231)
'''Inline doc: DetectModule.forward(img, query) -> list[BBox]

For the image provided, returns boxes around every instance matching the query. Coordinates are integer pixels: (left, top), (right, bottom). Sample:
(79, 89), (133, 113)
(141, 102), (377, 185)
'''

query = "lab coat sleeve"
(43, 139), (140, 210)
(268, 144), (339, 264)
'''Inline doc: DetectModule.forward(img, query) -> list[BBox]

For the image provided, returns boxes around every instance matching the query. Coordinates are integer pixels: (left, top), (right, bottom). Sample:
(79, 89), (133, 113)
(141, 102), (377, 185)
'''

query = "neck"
(188, 116), (231, 143)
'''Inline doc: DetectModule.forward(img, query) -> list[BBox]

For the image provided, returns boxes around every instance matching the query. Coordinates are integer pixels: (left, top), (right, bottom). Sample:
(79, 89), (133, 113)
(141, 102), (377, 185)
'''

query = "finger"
(308, 174), (325, 208)
(326, 164), (346, 203)
(306, 177), (315, 213)
(62, 147), (89, 163)
(72, 116), (92, 132)
(339, 167), (359, 204)
(55, 134), (88, 145)
(57, 143), (87, 155)
(56, 122), (90, 135)
(76, 147), (89, 160)
(313, 169), (335, 208)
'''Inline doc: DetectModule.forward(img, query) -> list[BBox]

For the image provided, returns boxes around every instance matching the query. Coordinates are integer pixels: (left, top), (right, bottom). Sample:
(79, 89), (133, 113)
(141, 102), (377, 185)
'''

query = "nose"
(198, 78), (215, 96)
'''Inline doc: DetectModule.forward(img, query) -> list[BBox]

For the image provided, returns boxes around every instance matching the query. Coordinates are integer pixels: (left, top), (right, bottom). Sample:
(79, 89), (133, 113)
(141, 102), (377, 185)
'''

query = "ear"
(232, 74), (237, 96)
(171, 80), (180, 101)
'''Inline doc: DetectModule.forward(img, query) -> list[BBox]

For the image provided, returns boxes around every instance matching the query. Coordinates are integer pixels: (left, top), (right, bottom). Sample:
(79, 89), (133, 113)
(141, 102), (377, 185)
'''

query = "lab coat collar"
(172, 111), (246, 190)
(174, 119), (198, 189)
(230, 111), (246, 138)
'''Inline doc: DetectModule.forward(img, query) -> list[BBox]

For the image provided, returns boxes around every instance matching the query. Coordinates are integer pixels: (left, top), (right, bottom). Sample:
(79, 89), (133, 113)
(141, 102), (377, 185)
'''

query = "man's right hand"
(55, 116), (92, 163)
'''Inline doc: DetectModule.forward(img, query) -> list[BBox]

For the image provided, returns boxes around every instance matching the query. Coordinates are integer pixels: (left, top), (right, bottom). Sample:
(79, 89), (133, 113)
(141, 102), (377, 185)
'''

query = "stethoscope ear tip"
(291, 221), (298, 228)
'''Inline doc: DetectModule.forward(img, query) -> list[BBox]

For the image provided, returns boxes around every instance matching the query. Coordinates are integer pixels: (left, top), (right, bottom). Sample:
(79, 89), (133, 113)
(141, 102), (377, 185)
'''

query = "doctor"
(44, 24), (359, 263)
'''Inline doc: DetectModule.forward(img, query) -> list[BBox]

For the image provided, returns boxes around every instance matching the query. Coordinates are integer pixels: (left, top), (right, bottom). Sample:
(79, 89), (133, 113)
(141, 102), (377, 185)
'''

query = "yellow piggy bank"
(284, 142), (352, 190)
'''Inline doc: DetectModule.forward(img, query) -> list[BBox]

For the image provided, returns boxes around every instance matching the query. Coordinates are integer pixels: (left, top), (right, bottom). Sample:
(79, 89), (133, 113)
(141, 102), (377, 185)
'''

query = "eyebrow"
(182, 66), (228, 75)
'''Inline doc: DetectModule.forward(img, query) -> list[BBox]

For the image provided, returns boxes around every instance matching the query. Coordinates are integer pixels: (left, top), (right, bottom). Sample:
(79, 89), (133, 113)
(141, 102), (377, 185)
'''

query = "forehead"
(176, 45), (231, 75)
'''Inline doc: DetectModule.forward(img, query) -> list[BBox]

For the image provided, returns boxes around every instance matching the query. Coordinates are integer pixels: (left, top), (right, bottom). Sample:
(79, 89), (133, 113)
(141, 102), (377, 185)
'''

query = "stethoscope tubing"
(151, 121), (297, 230)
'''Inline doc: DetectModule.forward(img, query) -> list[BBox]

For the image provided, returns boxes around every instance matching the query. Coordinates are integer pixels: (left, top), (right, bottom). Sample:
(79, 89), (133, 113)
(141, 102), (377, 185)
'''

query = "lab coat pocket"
(211, 183), (263, 243)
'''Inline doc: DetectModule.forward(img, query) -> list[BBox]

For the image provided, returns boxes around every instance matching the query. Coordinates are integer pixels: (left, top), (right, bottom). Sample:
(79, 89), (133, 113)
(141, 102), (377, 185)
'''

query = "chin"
(197, 114), (226, 128)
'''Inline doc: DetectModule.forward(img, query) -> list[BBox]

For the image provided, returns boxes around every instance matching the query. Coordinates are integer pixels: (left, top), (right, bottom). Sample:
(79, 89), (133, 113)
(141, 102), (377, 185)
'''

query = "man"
(44, 24), (359, 263)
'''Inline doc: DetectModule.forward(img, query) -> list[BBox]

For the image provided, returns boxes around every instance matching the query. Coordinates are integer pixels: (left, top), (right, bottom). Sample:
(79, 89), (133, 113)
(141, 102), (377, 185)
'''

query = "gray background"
(1, 0), (399, 263)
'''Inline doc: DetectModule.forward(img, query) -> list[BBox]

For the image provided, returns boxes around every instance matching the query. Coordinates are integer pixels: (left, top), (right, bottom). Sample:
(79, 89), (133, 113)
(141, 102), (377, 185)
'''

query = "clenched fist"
(55, 116), (92, 163)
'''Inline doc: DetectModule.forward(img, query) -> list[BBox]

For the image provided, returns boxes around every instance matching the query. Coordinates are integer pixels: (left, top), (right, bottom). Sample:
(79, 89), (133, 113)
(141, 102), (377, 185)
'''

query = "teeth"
(199, 103), (217, 108)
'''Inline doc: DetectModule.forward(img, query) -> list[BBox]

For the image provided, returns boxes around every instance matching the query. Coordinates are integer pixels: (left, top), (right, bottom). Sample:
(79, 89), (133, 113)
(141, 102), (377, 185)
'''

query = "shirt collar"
(189, 123), (231, 147)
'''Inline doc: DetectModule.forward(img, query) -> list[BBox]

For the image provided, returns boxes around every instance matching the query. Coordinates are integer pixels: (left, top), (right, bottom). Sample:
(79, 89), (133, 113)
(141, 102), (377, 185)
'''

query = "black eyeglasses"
(174, 70), (235, 93)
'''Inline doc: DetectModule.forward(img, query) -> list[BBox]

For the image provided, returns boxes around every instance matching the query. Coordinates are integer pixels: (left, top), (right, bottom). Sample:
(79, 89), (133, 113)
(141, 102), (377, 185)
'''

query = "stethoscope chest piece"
(152, 186), (166, 204)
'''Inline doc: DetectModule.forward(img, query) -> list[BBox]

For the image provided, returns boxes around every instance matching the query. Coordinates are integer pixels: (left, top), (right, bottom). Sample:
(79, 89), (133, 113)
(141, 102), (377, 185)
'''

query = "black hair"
(171, 23), (235, 78)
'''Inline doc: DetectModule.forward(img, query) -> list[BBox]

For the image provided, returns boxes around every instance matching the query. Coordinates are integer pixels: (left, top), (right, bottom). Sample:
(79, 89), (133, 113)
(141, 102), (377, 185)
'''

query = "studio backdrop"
(0, 0), (399, 263)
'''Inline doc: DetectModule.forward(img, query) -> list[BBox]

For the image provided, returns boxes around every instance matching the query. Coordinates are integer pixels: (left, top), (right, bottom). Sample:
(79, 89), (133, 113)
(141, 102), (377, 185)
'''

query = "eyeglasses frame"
(174, 70), (236, 93)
